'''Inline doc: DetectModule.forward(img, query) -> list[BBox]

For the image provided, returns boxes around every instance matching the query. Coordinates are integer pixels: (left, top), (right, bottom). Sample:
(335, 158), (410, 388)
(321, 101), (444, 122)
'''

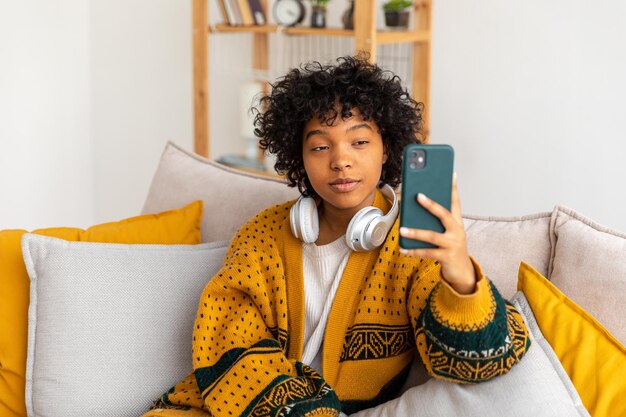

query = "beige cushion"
(547, 205), (626, 345)
(353, 292), (590, 417)
(463, 213), (552, 299)
(142, 142), (299, 243)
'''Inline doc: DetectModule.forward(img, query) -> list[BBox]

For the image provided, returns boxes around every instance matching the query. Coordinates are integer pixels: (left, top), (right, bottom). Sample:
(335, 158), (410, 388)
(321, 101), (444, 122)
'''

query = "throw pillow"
(518, 261), (626, 417)
(350, 292), (589, 417)
(21, 234), (228, 417)
(0, 201), (202, 417)
(142, 141), (299, 243)
(547, 205), (626, 345)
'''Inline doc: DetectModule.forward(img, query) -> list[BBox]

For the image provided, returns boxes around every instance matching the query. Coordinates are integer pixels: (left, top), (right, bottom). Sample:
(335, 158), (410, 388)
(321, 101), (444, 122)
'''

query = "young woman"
(145, 56), (530, 417)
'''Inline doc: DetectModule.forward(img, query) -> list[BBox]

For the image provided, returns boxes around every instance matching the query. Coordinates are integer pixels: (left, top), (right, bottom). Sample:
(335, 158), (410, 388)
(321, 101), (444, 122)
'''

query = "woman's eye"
(354, 140), (369, 146)
(311, 146), (328, 151)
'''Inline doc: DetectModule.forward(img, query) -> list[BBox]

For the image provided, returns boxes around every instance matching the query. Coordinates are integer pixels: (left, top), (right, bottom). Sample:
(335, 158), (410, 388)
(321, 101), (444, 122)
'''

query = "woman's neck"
(316, 207), (352, 245)
(315, 191), (377, 245)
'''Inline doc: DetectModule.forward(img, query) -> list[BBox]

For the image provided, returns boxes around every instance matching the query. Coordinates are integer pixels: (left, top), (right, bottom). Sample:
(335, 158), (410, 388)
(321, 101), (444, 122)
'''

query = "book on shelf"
(217, 0), (266, 27)
(217, 0), (231, 25)
(236, 0), (255, 25)
(247, 0), (266, 25)
(226, 0), (242, 25)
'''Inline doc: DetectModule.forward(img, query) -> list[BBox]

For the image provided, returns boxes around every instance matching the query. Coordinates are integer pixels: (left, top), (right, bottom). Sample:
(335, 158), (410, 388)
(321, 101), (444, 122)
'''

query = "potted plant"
(383, 0), (412, 29)
(309, 0), (330, 28)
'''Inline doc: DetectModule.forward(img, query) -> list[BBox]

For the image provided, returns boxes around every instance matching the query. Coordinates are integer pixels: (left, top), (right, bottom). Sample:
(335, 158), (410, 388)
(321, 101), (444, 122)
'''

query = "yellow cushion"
(0, 201), (203, 417)
(518, 262), (626, 417)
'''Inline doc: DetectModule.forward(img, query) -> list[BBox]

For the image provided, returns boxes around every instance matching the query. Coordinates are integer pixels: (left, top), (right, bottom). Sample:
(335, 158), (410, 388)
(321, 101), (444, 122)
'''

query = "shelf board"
(284, 27), (354, 37)
(212, 24), (278, 33)
(210, 25), (430, 43)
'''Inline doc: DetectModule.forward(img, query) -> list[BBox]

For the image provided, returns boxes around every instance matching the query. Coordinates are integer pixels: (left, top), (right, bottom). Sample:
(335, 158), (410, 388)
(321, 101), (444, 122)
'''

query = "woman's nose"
(331, 149), (352, 171)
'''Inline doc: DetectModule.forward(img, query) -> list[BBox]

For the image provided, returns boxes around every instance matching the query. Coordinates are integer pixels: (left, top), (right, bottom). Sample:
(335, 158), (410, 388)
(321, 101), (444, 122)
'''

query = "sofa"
(2, 141), (625, 417)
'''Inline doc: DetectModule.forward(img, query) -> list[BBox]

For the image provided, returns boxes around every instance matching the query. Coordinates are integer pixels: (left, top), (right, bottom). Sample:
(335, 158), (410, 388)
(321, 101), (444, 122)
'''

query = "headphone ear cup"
(290, 197), (319, 243)
(365, 217), (390, 249)
(346, 207), (383, 251)
(290, 198), (303, 240)
(300, 197), (319, 243)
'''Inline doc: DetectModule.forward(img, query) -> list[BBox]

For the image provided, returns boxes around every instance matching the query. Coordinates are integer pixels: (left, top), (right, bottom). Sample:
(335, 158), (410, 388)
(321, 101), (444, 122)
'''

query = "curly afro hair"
(253, 55), (424, 198)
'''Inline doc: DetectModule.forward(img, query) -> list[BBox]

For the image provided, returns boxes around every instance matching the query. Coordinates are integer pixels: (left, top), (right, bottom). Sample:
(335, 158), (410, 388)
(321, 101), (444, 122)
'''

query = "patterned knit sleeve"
(409, 258), (531, 384)
(149, 207), (342, 417)
(191, 269), (340, 417)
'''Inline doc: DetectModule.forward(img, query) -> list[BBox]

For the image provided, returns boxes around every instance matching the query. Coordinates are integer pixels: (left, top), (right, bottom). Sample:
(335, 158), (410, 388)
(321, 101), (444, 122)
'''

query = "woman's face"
(301, 108), (387, 217)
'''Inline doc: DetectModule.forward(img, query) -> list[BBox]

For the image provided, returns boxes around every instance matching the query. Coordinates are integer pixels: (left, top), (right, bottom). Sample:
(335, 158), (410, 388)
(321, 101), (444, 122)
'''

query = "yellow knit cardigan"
(144, 190), (530, 417)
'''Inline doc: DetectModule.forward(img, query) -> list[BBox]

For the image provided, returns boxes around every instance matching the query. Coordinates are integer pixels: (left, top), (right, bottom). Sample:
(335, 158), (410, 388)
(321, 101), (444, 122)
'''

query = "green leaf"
(383, 0), (413, 12)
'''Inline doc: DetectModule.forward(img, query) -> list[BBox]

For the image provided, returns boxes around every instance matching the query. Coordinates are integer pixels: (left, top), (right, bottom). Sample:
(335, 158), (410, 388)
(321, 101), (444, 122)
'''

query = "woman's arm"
(150, 205), (343, 417)
(190, 265), (341, 417)
(409, 262), (530, 383)
(196, 204), (345, 417)
(400, 174), (530, 383)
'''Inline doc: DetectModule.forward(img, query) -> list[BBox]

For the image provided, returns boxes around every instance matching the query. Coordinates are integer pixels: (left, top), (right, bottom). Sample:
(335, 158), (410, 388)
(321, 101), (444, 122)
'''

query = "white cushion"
(463, 212), (552, 299)
(22, 234), (228, 417)
(352, 292), (590, 417)
(142, 141), (299, 243)
(547, 205), (626, 345)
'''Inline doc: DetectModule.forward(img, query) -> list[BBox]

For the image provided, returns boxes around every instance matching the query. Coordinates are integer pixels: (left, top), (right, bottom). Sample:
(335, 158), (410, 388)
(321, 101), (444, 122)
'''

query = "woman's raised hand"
(399, 174), (477, 294)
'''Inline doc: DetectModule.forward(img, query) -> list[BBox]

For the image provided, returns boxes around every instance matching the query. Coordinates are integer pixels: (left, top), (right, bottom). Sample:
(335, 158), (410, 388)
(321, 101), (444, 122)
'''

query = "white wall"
(90, 0), (194, 223)
(0, 0), (94, 230)
(2, 0), (626, 232)
(431, 0), (626, 230)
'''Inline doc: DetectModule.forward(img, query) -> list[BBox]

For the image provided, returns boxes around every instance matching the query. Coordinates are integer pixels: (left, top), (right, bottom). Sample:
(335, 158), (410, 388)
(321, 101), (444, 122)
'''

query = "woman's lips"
(330, 180), (359, 192)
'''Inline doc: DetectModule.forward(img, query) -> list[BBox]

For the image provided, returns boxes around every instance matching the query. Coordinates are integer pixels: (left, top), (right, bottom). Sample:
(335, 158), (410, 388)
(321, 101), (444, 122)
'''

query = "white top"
(301, 236), (352, 375)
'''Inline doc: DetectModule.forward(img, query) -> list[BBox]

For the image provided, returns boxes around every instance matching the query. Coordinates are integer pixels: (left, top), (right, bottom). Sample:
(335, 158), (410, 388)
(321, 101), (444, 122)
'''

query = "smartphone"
(399, 144), (455, 249)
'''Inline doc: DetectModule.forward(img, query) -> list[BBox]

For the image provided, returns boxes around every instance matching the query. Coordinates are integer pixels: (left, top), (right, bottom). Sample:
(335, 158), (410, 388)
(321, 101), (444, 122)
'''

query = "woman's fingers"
(401, 176), (466, 261)
(399, 227), (448, 248)
(401, 173), (476, 292)
(416, 193), (457, 231)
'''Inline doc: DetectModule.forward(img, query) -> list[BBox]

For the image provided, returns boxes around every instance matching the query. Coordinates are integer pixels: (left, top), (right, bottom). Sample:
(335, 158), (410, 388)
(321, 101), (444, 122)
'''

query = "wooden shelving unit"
(192, 0), (432, 158)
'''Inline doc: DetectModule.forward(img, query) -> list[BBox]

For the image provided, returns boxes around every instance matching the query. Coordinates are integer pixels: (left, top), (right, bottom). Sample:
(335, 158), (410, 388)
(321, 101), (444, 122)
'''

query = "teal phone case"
(399, 144), (454, 249)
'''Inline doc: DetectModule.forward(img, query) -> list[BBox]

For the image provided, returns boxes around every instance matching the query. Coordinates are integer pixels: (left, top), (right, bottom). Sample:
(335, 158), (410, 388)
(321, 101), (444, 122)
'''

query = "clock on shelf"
(273, 0), (305, 27)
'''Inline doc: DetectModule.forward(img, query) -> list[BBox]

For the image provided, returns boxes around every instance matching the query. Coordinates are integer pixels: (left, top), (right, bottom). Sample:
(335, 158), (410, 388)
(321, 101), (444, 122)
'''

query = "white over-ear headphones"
(289, 184), (399, 252)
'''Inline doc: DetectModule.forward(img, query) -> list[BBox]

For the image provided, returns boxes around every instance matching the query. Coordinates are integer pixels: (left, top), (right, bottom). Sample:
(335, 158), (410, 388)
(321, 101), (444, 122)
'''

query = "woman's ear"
(382, 150), (388, 164)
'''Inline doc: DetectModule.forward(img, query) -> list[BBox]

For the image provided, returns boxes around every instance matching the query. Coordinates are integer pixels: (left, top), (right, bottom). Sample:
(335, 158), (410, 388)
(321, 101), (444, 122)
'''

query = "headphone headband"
(378, 184), (399, 229)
